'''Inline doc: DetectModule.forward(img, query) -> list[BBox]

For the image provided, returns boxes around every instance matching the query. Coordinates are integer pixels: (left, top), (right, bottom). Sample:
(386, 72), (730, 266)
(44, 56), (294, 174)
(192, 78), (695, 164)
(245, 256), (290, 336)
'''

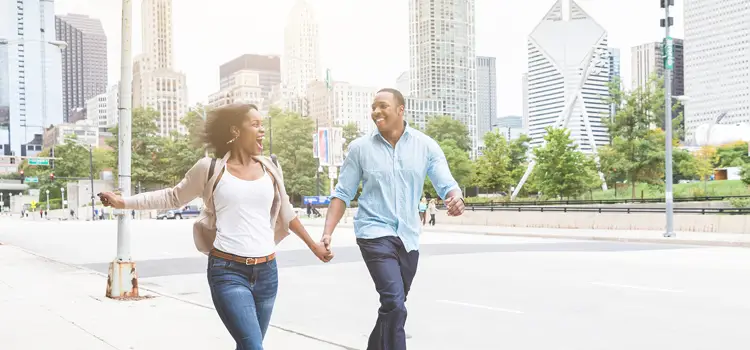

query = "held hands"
(311, 241), (334, 263)
(98, 192), (125, 209)
(444, 196), (465, 216)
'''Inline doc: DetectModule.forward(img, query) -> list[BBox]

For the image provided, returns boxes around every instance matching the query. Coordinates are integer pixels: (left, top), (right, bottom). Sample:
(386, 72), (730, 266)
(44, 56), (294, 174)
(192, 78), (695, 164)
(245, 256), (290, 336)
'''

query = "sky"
(53, 0), (685, 117)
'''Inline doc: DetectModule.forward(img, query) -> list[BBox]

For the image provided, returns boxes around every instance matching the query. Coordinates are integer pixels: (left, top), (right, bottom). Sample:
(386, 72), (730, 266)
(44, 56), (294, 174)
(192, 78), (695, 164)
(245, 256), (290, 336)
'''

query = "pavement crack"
(41, 304), (121, 350)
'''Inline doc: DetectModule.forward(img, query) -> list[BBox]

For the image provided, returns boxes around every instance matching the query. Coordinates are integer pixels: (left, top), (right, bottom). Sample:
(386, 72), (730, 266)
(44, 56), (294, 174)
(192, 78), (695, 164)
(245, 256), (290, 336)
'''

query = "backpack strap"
(207, 158), (217, 183)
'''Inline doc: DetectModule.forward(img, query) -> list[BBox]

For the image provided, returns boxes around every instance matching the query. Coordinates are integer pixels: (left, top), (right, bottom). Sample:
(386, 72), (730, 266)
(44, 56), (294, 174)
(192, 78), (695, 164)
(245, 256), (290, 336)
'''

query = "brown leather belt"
(210, 248), (276, 266)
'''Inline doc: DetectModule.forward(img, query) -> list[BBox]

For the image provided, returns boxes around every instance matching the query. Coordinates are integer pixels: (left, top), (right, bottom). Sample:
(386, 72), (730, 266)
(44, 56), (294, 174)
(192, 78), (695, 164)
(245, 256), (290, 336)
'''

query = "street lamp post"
(662, 0), (675, 238)
(60, 187), (65, 211)
(106, 0), (139, 299)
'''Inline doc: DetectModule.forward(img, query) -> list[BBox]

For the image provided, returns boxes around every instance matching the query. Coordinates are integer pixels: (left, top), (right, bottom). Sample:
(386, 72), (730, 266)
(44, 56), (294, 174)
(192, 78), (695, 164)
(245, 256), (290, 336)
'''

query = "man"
(321, 88), (465, 350)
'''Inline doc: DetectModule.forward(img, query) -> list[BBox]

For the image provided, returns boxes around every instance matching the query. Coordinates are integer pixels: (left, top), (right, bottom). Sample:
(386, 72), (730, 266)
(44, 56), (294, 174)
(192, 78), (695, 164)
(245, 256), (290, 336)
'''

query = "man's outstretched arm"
(426, 141), (465, 216)
(321, 143), (363, 250)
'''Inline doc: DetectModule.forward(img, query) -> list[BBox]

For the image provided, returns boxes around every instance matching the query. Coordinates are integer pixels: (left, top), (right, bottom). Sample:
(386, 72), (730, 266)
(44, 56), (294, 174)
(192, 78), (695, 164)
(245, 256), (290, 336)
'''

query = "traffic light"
(49, 173), (55, 181)
(19, 170), (24, 184)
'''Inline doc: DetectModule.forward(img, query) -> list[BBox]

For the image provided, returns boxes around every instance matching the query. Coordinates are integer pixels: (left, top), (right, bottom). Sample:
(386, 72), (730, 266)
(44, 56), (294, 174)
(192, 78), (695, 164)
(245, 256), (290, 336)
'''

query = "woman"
(428, 198), (437, 226)
(99, 103), (332, 350)
(418, 197), (428, 225)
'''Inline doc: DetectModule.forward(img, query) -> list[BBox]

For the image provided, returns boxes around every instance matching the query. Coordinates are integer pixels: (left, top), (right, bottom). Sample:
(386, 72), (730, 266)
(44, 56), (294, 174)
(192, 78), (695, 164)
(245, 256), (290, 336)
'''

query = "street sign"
(28, 158), (49, 166)
(664, 37), (674, 71)
(24, 176), (38, 183)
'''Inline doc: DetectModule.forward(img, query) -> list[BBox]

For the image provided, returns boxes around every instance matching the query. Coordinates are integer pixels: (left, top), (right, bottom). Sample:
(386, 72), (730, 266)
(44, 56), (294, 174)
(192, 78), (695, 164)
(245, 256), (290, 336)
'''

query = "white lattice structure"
(512, 0), (611, 199)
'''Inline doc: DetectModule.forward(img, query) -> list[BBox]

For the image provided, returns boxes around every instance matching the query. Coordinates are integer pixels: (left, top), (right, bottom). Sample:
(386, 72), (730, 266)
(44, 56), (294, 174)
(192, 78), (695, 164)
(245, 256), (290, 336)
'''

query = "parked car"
(156, 205), (201, 220)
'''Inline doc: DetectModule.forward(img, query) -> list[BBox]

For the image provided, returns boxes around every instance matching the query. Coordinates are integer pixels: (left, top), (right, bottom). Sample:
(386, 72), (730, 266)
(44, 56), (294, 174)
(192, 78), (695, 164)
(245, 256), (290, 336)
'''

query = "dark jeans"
(207, 254), (279, 350)
(429, 214), (435, 226)
(357, 236), (420, 350)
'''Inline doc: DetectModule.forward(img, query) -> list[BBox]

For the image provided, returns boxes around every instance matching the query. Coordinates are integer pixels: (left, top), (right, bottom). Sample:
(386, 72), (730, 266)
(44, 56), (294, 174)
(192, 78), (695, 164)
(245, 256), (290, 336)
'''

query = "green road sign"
(24, 177), (39, 183)
(664, 37), (674, 71)
(28, 158), (49, 166)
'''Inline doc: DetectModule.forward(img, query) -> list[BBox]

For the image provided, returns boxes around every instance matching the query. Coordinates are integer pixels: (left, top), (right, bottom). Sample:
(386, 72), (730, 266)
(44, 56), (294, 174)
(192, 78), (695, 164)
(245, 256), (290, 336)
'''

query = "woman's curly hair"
(201, 103), (258, 158)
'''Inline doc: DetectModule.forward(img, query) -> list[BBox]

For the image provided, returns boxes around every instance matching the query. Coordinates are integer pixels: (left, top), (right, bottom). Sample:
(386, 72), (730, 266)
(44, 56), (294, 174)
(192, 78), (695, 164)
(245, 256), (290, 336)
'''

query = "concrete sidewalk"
(299, 218), (750, 247)
(0, 244), (349, 350)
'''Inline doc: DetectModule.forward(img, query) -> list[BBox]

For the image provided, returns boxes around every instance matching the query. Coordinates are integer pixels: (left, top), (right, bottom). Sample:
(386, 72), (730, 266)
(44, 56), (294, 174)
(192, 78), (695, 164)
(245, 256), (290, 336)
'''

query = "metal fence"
(462, 205), (750, 215)
(466, 195), (750, 207)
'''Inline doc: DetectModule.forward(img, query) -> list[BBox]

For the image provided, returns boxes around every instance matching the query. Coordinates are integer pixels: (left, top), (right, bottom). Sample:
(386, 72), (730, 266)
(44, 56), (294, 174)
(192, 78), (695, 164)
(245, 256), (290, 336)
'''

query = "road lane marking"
(590, 282), (685, 294)
(436, 300), (524, 314)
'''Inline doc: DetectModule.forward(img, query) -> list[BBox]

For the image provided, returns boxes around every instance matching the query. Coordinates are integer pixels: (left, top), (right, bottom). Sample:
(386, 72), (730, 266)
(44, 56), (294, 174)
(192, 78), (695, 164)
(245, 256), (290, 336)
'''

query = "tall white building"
(396, 71), (410, 96)
(85, 83), (119, 129)
(0, 0), (64, 156)
(683, 0), (750, 141)
(132, 0), (188, 137)
(521, 73), (529, 134)
(306, 81), (377, 135)
(408, 0), (478, 152)
(281, 0), (321, 114)
(526, 0), (610, 154)
(476, 56), (497, 145)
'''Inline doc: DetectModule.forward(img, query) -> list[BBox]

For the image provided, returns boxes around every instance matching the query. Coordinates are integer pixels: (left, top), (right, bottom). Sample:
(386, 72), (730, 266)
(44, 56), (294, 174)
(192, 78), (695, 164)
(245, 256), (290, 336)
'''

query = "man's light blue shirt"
(332, 123), (460, 252)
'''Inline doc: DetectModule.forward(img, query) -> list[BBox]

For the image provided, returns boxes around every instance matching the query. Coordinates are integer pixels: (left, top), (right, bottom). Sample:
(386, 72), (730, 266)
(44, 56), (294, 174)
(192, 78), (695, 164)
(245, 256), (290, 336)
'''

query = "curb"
(301, 221), (750, 248)
(1, 244), (358, 350)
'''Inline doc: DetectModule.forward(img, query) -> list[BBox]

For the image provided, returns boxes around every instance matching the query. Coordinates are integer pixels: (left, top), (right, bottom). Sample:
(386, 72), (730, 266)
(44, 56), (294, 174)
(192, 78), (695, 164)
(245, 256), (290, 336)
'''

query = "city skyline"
(53, 0), (685, 117)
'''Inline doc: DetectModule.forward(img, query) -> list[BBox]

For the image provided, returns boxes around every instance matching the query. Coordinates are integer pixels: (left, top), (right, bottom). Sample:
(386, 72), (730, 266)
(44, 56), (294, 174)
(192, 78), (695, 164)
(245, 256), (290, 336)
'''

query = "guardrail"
(466, 195), (750, 207)
(461, 205), (750, 215)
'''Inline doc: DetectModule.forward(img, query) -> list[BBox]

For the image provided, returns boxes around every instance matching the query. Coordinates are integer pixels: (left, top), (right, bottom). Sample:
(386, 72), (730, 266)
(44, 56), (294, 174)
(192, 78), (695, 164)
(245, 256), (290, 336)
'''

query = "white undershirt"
(213, 166), (275, 257)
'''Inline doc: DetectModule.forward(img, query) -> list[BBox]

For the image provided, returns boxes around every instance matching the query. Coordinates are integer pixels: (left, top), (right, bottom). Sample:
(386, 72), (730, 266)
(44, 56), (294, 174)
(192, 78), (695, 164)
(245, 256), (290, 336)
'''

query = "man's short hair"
(377, 88), (405, 107)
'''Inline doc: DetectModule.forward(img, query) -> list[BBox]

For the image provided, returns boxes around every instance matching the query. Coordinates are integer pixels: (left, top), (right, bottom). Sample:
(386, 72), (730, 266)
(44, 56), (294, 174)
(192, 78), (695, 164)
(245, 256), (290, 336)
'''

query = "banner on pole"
(318, 128), (330, 166)
(329, 127), (344, 166)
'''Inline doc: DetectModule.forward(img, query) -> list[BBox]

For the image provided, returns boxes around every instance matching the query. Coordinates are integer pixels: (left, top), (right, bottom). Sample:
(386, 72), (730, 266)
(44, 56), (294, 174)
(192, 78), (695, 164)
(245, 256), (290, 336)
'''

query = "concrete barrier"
(435, 210), (749, 234)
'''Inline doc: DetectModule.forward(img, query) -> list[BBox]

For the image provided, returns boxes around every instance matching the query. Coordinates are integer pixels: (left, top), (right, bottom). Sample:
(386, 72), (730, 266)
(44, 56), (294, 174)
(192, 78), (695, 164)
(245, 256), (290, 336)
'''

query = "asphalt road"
(2, 218), (749, 349)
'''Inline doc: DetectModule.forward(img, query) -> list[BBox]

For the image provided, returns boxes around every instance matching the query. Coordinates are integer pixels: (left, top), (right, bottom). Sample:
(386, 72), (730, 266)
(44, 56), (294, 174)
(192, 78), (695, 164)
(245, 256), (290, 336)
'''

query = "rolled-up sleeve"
(332, 142), (363, 207)
(426, 141), (460, 200)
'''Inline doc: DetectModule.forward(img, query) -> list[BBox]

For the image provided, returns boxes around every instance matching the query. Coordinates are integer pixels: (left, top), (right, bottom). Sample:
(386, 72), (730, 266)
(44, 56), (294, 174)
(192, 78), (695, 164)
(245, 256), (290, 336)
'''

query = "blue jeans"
(357, 236), (420, 350)
(207, 254), (279, 350)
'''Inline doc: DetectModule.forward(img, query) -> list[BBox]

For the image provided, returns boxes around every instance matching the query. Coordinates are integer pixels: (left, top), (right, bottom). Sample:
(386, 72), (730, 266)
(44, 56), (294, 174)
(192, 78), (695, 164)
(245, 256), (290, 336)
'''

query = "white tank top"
(212, 166), (275, 257)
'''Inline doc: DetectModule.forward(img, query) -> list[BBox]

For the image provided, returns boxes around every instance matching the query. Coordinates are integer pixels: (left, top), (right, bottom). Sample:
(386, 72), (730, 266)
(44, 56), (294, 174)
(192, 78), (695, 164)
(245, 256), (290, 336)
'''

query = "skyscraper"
(408, 0), (478, 152)
(526, 0), (610, 154)
(476, 56), (497, 145)
(132, 0), (188, 137)
(684, 0), (750, 141)
(631, 40), (684, 96)
(0, 0), (63, 156)
(56, 14), (108, 123)
(281, 0), (321, 114)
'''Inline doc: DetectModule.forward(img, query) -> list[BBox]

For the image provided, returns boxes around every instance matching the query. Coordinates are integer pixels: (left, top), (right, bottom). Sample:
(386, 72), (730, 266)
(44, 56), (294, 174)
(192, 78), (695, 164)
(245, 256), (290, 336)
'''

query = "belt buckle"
(245, 257), (256, 265)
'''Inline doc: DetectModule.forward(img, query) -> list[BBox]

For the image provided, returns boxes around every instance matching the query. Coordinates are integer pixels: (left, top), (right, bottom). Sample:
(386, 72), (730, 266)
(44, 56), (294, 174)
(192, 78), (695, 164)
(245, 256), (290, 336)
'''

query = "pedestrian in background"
(99, 103), (333, 350)
(320, 88), (465, 350)
(428, 199), (437, 226)
(418, 197), (427, 225)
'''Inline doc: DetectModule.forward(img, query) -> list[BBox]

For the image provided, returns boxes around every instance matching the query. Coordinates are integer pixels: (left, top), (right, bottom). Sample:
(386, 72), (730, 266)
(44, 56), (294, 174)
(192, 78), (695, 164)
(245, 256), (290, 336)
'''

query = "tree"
(741, 163), (750, 186)
(342, 122), (363, 150)
(600, 74), (668, 198)
(693, 146), (718, 188)
(473, 132), (513, 193)
(532, 127), (600, 199)
(107, 107), (168, 188)
(424, 116), (471, 152)
(715, 141), (749, 168)
(423, 139), (473, 198)
(263, 108), (318, 200)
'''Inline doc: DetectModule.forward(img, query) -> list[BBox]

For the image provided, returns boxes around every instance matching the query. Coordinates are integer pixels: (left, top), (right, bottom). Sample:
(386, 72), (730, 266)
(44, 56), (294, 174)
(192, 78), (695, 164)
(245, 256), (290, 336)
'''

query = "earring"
(226, 135), (238, 144)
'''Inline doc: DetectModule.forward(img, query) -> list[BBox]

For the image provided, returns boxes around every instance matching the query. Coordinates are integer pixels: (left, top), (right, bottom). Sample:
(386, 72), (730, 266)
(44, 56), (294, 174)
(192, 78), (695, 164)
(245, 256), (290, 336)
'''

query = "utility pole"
(107, 0), (138, 298)
(661, 0), (675, 238)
